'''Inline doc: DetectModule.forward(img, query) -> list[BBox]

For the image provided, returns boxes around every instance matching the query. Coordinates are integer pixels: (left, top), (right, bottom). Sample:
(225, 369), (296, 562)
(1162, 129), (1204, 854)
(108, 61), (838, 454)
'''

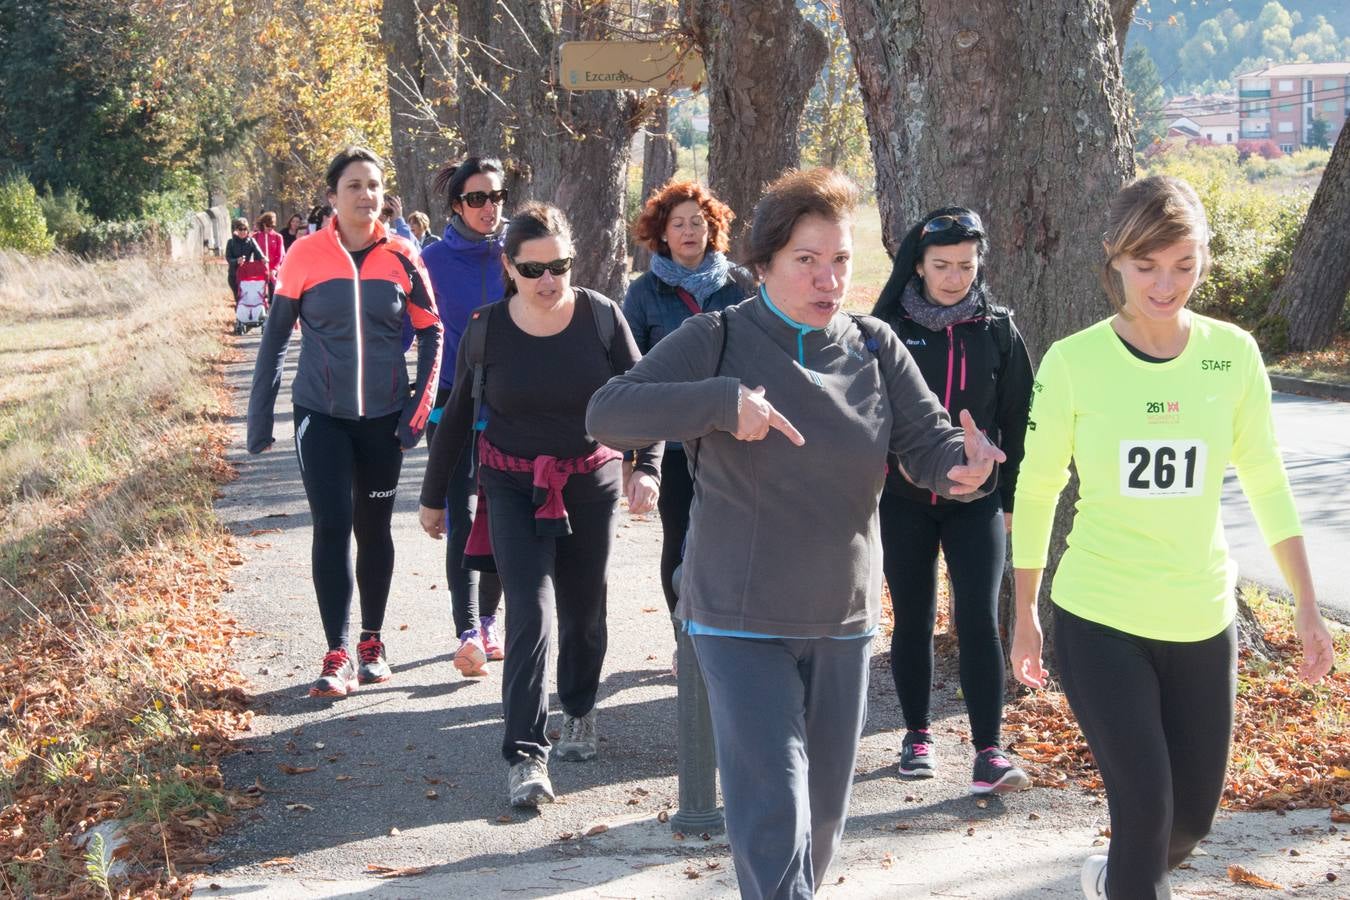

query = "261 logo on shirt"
(1145, 400), (1181, 424)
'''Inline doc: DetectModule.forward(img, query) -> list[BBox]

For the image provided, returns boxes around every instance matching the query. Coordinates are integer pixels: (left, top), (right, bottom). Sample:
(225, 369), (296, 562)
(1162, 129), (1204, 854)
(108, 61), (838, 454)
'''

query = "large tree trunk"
(840, 0), (1134, 667)
(472, 2), (638, 301)
(840, 0), (1133, 358)
(684, 0), (828, 257)
(382, 0), (456, 218)
(455, 0), (506, 160)
(1262, 122), (1350, 351)
(633, 101), (677, 273)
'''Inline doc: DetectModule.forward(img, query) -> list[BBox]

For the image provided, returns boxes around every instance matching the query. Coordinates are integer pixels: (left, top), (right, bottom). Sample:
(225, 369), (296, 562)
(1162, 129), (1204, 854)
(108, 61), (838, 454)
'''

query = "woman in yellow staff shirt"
(1010, 175), (1335, 900)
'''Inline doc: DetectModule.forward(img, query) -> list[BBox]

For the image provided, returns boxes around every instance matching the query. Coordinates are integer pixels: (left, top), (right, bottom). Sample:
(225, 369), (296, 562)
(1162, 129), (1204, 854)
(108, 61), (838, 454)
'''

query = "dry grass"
(0, 250), (251, 896)
(0, 251), (229, 608)
(1267, 333), (1350, 385)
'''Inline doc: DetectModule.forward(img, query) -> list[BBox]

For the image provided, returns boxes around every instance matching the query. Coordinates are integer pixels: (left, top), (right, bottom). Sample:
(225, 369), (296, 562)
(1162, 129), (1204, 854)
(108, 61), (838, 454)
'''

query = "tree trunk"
(840, 0), (1134, 666)
(684, 0), (828, 257)
(634, 101), (677, 273)
(1262, 121), (1350, 352)
(382, 0), (455, 218)
(456, 0), (506, 160)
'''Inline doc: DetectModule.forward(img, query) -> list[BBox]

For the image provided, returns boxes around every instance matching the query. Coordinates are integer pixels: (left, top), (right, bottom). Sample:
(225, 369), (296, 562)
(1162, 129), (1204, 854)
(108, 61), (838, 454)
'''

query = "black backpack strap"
(689, 310), (730, 482)
(583, 288), (618, 373)
(988, 306), (1014, 367)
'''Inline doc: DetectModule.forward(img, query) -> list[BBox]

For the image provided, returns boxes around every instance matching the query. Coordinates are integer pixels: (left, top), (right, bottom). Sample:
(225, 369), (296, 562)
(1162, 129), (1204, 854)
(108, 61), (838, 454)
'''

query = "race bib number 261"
(1119, 440), (1207, 497)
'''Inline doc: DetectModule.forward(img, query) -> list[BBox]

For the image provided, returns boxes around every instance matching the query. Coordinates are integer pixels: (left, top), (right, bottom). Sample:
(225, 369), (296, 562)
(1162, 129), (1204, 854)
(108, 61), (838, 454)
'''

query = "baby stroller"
(234, 259), (269, 335)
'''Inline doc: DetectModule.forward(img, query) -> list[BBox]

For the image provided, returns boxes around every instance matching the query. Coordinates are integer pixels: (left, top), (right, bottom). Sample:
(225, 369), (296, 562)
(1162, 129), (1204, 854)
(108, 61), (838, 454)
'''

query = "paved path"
(1222, 393), (1350, 622)
(207, 333), (1347, 897)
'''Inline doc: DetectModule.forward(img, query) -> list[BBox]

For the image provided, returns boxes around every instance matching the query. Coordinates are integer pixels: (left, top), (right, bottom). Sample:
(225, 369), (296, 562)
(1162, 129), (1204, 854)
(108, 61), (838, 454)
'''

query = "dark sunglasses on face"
(921, 213), (984, 236)
(459, 189), (509, 208)
(512, 257), (573, 279)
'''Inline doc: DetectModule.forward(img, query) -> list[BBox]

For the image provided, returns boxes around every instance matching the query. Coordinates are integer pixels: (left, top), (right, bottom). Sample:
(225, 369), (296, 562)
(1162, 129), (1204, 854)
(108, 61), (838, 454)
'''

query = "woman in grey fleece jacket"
(586, 169), (1004, 899)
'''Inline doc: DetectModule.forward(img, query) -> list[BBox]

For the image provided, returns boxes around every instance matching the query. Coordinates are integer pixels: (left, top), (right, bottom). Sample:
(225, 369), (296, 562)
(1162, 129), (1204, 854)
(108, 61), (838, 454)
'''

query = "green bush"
(70, 220), (156, 259)
(38, 187), (93, 249)
(1143, 145), (1309, 331)
(0, 174), (55, 254)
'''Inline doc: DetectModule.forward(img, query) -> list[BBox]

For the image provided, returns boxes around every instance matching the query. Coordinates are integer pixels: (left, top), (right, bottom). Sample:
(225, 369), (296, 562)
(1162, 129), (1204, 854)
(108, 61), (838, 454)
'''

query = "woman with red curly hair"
(624, 181), (754, 637)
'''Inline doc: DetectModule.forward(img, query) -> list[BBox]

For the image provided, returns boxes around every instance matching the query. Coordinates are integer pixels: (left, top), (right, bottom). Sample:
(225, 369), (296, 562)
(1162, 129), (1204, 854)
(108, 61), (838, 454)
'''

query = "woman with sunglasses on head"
(418, 203), (659, 808)
(623, 180), (754, 655)
(1011, 175), (1335, 899)
(871, 207), (1034, 795)
(247, 146), (443, 698)
(418, 156), (509, 679)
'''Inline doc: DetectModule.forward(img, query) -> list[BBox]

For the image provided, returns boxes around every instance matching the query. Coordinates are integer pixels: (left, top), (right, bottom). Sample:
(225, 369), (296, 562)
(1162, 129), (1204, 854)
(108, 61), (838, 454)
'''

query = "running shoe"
(553, 710), (598, 761)
(309, 648), (357, 698)
(356, 637), (391, 684)
(480, 614), (504, 661)
(454, 628), (487, 677)
(898, 730), (936, 778)
(970, 746), (1032, 795)
(1080, 854), (1108, 898)
(508, 757), (555, 808)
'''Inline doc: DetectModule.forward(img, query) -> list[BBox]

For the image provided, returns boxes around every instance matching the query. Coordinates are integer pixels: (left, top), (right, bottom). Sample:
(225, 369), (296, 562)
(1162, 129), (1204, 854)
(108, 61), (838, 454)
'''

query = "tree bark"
(477, 2), (639, 301)
(684, 0), (828, 257)
(633, 101), (677, 273)
(456, 0), (505, 159)
(1109, 0), (1138, 59)
(840, 0), (1134, 667)
(1262, 121), (1350, 351)
(382, 0), (456, 218)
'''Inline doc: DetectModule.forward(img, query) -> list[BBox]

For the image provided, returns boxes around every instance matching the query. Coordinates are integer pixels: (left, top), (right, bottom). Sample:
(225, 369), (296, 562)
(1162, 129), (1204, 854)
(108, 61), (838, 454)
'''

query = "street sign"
(559, 41), (704, 91)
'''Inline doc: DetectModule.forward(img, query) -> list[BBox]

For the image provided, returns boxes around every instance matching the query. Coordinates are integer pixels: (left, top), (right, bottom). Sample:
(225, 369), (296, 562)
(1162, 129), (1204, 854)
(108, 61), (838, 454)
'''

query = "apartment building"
(1236, 62), (1350, 152)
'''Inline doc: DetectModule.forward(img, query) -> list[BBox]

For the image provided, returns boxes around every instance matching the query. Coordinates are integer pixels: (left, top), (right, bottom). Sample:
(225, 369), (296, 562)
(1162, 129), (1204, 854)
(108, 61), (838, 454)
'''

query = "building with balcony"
(1236, 62), (1349, 152)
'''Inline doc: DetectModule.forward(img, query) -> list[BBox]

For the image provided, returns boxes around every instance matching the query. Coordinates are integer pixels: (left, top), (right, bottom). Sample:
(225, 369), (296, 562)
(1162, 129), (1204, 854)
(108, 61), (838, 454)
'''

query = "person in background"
(408, 211), (440, 250)
(1010, 174), (1335, 900)
(623, 180), (754, 670)
(282, 213), (306, 251)
(870, 207), (1034, 795)
(587, 168), (1005, 899)
(247, 146), (443, 700)
(419, 203), (658, 808)
(225, 217), (264, 300)
(419, 156), (509, 678)
(308, 204), (334, 234)
(252, 211), (286, 293)
(380, 194), (415, 243)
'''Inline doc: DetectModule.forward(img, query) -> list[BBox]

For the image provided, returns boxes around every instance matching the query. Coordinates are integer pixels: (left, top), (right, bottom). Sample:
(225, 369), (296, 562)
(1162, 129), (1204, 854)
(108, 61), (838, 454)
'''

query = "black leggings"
(879, 491), (1005, 748)
(293, 405), (403, 650)
(484, 477), (617, 763)
(1056, 607), (1236, 900)
(656, 446), (694, 614)
(425, 400), (502, 637)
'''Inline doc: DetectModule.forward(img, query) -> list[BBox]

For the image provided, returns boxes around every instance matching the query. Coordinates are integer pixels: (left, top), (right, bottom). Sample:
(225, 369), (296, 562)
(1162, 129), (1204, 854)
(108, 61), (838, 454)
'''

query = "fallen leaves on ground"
(999, 589), (1350, 812)
(1227, 864), (1283, 889)
(366, 863), (432, 878)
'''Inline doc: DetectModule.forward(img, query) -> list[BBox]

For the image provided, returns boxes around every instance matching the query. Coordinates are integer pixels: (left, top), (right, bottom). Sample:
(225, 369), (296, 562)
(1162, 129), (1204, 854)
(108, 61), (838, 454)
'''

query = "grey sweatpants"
(691, 633), (872, 900)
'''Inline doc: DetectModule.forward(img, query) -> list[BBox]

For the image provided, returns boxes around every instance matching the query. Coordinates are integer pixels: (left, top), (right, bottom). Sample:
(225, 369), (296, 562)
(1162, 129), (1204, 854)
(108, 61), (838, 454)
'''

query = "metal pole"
(671, 621), (724, 834)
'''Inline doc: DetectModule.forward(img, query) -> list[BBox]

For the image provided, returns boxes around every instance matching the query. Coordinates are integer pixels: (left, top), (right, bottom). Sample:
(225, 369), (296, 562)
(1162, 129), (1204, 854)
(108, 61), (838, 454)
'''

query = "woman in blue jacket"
(420, 156), (510, 678)
(623, 181), (754, 650)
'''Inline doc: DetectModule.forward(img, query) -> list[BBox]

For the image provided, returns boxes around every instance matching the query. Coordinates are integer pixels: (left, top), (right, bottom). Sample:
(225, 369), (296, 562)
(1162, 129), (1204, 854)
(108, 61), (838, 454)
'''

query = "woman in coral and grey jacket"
(247, 146), (443, 700)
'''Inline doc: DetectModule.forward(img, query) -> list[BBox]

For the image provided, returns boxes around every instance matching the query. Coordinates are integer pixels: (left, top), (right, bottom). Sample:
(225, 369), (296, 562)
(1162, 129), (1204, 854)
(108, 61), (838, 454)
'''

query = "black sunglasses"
(512, 257), (573, 279)
(921, 213), (984, 236)
(459, 189), (509, 208)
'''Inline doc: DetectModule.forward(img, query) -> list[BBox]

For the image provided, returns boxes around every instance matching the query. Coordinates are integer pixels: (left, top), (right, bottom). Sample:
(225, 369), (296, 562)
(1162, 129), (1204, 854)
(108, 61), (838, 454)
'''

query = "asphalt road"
(1221, 393), (1350, 623)
(206, 332), (1347, 897)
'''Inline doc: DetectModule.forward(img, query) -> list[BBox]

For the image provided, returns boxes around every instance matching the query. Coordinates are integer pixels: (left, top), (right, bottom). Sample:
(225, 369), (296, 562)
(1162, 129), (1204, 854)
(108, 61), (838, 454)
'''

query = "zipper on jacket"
(960, 337), (967, 391)
(335, 230), (367, 417)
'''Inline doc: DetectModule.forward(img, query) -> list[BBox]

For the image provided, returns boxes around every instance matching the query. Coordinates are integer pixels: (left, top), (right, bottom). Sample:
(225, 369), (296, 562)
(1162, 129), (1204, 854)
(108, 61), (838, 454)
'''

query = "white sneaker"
(508, 757), (554, 807)
(1080, 854), (1108, 898)
(453, 628), (487, 677)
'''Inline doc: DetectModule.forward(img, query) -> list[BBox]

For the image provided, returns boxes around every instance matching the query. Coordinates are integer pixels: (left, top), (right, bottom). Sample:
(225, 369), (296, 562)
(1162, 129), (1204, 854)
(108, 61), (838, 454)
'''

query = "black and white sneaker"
(898, 730), (936, 778)
(508, 757), (555, 808)
(970, 746), (1031, 795)
(1080, 854), (1108, 898)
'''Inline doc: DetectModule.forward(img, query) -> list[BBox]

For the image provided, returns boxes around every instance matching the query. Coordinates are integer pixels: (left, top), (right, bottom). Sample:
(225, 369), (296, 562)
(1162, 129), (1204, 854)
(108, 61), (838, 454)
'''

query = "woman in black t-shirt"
(418, 203), (660, 809)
